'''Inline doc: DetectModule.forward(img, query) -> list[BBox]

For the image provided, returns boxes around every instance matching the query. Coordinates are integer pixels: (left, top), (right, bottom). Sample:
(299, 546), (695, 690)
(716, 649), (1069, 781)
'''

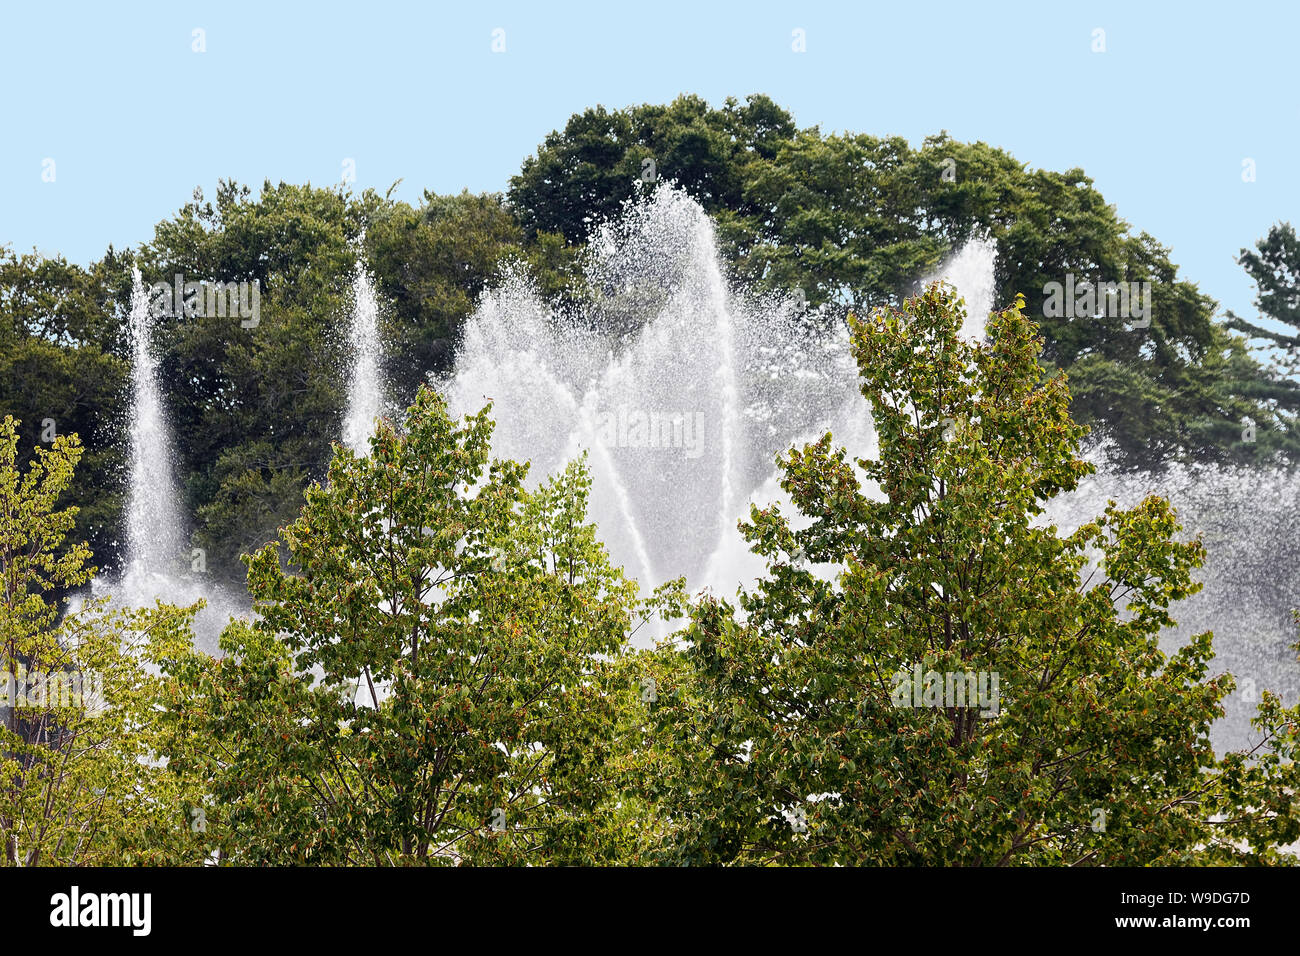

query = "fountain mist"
(1048, 455), (1300, 753)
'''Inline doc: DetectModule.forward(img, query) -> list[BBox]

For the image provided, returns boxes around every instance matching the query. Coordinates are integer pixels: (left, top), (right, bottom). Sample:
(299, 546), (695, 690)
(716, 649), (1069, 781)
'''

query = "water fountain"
(446, 184), (994, 606)
(97, 255), (388, 654)
(85, 268), (245, 653)
(445, 182), (1297, 754)
(343, 257), (385, 455)
(124, 266), (187, 576)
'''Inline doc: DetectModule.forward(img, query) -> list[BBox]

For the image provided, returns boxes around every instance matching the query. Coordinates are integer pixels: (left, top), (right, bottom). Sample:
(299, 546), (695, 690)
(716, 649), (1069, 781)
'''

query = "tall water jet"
(85, 268), (248, 654)
(343, 258), (385, 455)
(929, 235), (998, 343)
(125, 266), (186, 575)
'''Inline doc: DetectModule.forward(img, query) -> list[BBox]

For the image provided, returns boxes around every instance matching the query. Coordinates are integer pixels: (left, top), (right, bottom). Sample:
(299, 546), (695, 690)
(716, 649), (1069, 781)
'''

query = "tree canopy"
(649, 286), (1300, 864)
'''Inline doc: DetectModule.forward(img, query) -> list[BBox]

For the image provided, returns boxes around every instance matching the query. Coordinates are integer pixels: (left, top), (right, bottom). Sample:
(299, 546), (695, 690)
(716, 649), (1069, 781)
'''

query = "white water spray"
(343, 260), (385, 455)
(445, 184), (1297, 752)
(125, 266), (186, 574)
(446, 184), (997, 607)
(86, 268), (246, 653)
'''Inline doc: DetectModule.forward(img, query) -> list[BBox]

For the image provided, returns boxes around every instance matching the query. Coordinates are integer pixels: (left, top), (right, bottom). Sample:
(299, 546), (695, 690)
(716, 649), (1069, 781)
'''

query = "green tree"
(0, 416), (202, 865)
(1226, 222), (1300, 361)
(653, 286), (1300, 865)
(169, 388), (680, 864)
(0, 249), (131, 570)
(138, 180), (575, 587)
(139, 181), (360, 587)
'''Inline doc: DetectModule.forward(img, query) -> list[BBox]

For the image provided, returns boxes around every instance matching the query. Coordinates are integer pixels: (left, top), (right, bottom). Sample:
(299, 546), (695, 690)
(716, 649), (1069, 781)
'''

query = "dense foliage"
(3, 284), (1299, 865)
(165, 391), (684, 864)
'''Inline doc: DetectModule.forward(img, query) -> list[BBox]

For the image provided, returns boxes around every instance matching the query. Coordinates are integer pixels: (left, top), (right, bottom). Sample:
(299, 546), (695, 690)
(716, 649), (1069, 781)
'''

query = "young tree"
(172, 388), (681, 864)
(0, 416), (201, 865)
(653, 286), (1300, 865)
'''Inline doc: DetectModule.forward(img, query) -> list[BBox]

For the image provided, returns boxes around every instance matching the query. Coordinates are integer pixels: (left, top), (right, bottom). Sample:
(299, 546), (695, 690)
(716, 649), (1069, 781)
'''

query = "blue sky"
(2, 0), (1295, 320)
